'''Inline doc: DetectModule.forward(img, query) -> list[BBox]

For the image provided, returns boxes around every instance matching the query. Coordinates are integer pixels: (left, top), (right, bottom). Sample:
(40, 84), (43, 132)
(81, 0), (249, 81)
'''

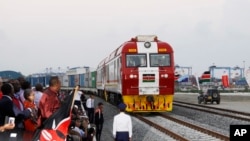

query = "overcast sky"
(1, 0), (250, 76)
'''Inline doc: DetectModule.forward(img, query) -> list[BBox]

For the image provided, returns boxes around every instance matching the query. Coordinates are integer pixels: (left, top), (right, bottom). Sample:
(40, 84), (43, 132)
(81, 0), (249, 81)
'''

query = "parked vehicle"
(198, 88), (220, 104)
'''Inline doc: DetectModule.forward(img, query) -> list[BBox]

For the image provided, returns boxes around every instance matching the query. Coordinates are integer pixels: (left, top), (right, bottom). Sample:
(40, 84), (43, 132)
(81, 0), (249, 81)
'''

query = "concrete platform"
(174, 92), (250, 113)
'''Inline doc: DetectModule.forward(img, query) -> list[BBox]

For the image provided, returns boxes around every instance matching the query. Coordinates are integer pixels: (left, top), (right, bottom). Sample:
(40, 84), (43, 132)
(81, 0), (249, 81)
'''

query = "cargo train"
(26, 68), (97, 93)
(27, 35), (175, 112)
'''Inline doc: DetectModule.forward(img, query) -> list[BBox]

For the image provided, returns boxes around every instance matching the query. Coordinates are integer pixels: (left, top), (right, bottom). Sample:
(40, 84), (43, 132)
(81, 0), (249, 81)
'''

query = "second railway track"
(174, 100), (250, 122)
(134, 113), (229, 141)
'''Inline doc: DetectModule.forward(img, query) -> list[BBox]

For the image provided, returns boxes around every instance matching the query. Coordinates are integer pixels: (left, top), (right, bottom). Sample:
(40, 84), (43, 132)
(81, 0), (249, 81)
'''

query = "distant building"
(0, 70), (23, 82)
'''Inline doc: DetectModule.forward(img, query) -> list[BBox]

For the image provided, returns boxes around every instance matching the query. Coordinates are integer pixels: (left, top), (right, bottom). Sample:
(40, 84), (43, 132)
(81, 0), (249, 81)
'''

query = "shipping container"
(38, 76), (46, 87)
(68, 74), (80, 87)
(59, 75), (69, 87)
(31, 77), (39, 87)
(63, 75), (69, 87)
(68, 75), (75, 87)
(79, 74), (85, 87)
(45, 75), (51, 87)
(84, 72), (89, 88)
(89, 71), (96, 88)
(26, 76), (32, 86)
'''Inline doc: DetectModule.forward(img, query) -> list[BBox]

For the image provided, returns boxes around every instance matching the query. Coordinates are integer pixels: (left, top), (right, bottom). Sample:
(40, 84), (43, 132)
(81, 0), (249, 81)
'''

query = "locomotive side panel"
(96, 68), (103, 90)
(105, 58), (120, 93)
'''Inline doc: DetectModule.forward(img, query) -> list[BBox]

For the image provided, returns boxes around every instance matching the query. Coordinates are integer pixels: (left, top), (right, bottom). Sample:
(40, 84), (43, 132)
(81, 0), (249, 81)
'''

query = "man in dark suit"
(0, 83), (32, 140)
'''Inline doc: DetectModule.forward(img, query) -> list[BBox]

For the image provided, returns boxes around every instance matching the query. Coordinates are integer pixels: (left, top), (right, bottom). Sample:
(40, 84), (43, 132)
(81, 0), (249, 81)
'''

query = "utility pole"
(243, 61), (245, 78)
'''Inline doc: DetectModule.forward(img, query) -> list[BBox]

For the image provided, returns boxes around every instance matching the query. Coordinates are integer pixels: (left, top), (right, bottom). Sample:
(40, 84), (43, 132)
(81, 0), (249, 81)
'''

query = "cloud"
(0, 0), (249, 76)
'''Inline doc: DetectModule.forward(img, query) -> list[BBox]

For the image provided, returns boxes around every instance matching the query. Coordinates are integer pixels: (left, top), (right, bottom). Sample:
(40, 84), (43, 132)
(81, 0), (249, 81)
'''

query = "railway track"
(133, 113), (229, 141)
(174, 100), (250, 122)
(159, 113), (229, 141)
(87, 94), (231, 141)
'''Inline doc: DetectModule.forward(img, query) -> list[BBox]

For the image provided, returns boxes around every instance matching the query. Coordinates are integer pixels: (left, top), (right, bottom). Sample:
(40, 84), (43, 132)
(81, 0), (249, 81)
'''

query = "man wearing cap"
(113, 103), (132, 141)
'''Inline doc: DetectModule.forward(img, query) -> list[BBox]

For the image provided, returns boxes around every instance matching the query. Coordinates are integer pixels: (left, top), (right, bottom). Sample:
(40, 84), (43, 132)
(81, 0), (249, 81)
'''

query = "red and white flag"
(33, 86), (78, 141)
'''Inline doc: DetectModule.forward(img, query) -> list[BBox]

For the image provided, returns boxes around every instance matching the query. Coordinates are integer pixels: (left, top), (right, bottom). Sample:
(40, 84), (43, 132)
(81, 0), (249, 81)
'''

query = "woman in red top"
(23, 89), (38, 140)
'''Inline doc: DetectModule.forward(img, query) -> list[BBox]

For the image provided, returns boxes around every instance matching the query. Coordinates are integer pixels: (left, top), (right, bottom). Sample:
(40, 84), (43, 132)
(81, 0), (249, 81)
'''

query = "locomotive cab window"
(150, 54), (170, 67)
(126, 54), (147, 67)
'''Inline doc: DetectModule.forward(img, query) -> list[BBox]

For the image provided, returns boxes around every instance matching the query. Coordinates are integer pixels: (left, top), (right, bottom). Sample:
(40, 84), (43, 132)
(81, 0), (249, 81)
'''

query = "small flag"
(143, 74), (155, 82)
(199, 71), (210, 83)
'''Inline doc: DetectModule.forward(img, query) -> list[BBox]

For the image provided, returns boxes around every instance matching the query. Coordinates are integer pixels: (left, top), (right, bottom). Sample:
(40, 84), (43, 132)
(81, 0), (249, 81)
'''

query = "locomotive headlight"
(161, 74), (168, 78)
(144, 42), (151, 48)
(129, 74), (137, 78)
(129, 74), (134, 78)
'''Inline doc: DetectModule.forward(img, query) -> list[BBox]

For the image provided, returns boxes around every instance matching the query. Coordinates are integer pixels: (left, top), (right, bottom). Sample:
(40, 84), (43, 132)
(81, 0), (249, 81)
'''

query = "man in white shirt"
(86, 95), (94, 123)
(113, 103), (132, 141)
(73, 85), (84, 112)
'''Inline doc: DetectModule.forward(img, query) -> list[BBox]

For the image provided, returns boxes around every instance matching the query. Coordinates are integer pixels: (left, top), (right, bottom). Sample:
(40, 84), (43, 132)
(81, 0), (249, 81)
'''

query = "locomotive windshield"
(150, 54), (170, 67)
(126, 54), (170, 67)
(126, 54), (147, 67)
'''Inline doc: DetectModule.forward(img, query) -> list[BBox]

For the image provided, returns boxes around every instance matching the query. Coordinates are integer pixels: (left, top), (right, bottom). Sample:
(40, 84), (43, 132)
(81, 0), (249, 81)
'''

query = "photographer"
(0, 83), (32, 140)
(0, 123), (15, 132)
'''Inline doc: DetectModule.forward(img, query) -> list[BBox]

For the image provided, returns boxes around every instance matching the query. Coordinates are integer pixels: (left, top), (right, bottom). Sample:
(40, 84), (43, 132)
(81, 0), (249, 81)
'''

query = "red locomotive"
(96, 35), (175, 112)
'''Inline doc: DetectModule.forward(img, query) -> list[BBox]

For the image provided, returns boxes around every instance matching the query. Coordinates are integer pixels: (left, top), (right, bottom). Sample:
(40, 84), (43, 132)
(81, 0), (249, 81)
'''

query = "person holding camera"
(0, 83), (32, 140)
(0, 123), (15, 132)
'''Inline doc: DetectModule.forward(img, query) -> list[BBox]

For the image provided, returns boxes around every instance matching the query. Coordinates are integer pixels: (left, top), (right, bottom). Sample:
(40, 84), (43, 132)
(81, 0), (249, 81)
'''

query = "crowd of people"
(68, 85), (104, 141)
(0, 76), (132, 141)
